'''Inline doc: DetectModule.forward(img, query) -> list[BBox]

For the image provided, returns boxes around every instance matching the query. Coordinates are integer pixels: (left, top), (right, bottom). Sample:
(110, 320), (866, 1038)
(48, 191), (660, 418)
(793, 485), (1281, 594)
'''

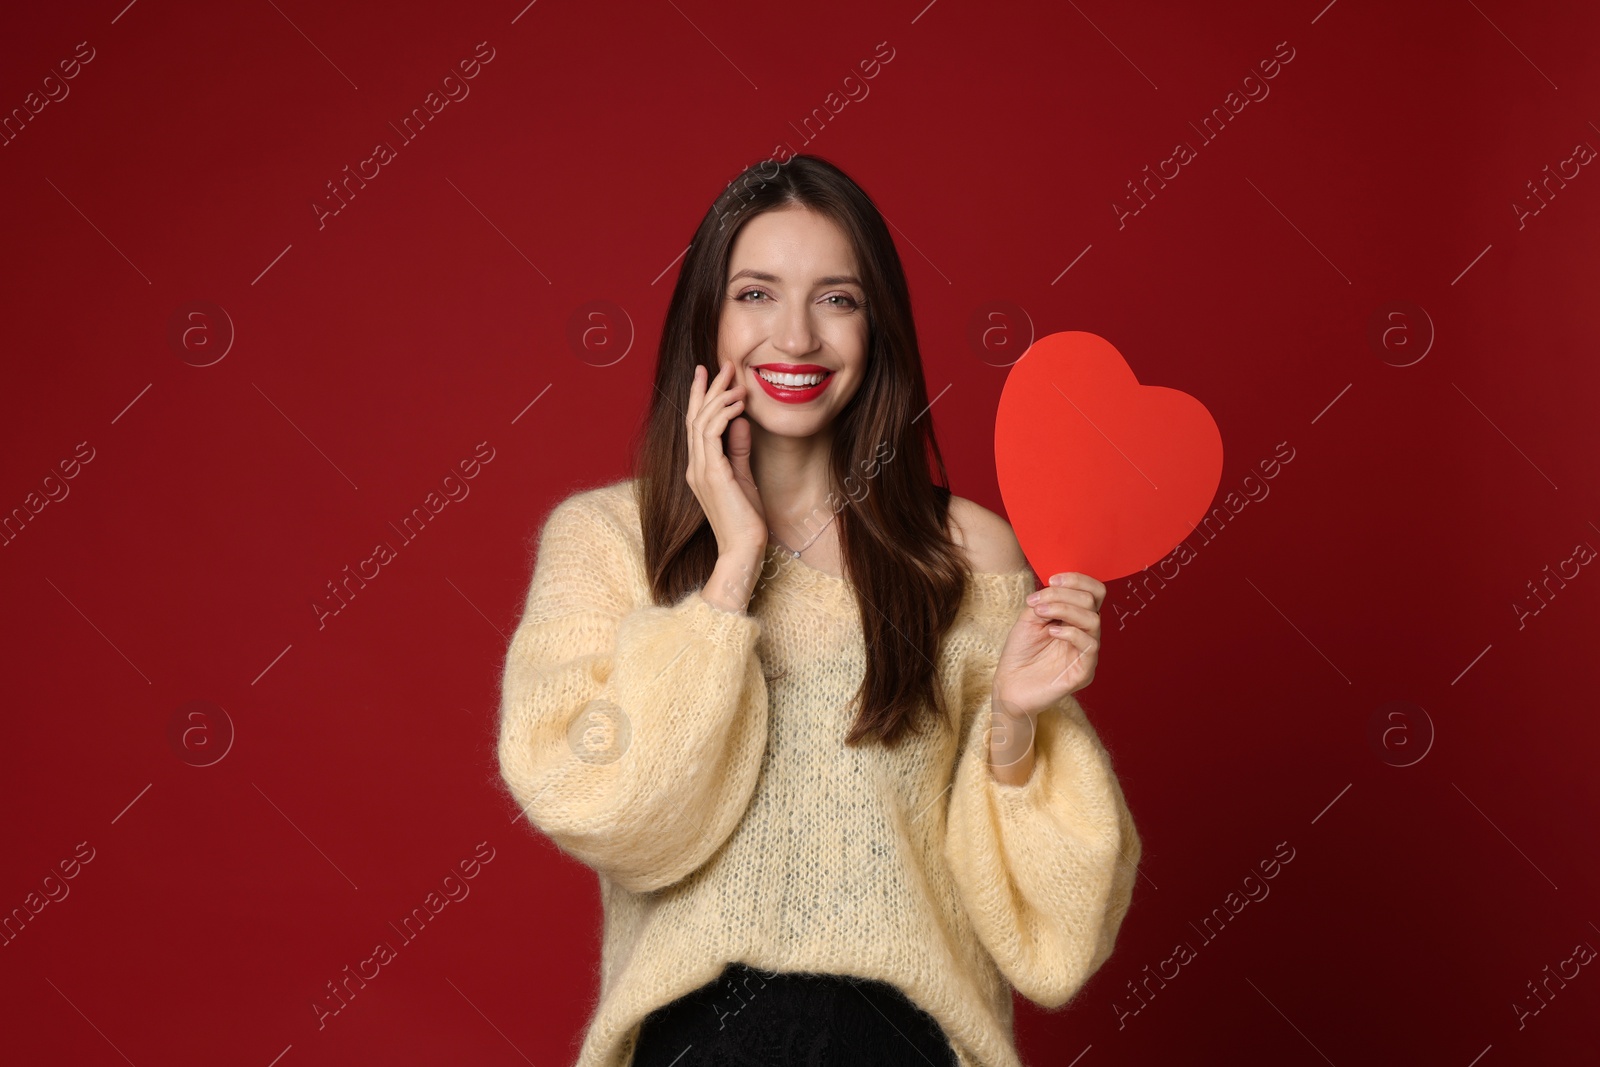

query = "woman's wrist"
(987, 689), (1038, 785)
(704, 548), (764, 614)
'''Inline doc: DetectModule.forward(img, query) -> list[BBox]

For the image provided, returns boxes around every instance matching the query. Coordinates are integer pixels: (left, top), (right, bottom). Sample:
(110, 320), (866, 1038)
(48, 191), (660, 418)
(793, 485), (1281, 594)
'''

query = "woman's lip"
(752, 367), (834, 403)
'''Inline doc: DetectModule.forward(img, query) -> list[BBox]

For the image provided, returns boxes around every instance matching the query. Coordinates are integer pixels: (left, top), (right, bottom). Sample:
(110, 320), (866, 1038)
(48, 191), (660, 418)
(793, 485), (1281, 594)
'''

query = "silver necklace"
(769, 509), (836, 558)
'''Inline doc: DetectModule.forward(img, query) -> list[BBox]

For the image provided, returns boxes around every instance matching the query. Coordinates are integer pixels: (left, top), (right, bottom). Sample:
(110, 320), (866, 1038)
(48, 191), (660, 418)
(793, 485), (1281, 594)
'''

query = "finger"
(1037, 585), (1096, 607)
(695, 365), (746, 446)
(691, 364), (722, 451)
(1049, 572), (1108, 611)
(1032, 601), (1100, 635)
(687, 364), (705, 490)
(727, 416), (754, 483)
(705, 395), (747, 449)
(692, 362), (723, 435)
(1031, 595), (1098, 624)
(1045, 574), (1106, 614)
(686, 364), (705, 439)
(697, 387), (745, 442)
(1047, 572), (1102, 590)
(1030, 585), (1096, 613)
(703, 358), (735, 408)
(718, 360), (748, 407)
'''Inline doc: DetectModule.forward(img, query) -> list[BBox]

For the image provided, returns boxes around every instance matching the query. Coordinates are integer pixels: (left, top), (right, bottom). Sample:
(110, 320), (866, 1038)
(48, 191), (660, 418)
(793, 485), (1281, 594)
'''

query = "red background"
(4, 1), (1597, 1064)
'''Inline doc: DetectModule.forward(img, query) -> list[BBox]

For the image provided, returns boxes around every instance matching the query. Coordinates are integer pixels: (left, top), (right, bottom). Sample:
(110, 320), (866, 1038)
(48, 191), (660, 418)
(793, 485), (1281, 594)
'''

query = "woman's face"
(716, 204), (869, 438)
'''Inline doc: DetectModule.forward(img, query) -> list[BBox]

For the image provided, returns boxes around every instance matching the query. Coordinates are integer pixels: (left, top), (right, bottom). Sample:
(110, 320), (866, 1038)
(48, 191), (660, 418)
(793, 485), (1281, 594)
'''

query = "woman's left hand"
(993, 571), (1105, 720)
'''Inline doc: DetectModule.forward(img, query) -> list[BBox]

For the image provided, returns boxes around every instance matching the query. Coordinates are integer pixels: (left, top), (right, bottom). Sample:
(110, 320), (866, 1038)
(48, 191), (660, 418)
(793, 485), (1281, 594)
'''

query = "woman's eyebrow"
(727, 268), (863, 286)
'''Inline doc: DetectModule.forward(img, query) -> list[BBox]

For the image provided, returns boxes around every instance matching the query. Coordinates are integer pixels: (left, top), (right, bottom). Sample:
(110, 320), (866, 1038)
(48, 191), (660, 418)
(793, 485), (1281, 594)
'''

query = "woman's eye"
(733, 289), (858, 308)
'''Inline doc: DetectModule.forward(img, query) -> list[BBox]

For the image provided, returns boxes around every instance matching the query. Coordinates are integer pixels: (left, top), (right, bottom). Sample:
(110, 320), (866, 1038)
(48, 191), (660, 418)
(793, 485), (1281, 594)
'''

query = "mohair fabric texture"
(496, 479), (1141, 1067)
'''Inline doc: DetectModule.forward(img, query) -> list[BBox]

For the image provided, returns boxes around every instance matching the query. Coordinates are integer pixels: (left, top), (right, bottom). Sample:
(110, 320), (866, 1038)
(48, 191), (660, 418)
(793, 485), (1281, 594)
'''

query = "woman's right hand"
(686, 361), (768, 562)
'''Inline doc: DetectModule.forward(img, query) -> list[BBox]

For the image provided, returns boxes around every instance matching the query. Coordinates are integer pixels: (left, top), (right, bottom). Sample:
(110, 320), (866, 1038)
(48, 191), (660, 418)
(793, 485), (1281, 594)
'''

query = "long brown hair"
(630, 154), (971, 748)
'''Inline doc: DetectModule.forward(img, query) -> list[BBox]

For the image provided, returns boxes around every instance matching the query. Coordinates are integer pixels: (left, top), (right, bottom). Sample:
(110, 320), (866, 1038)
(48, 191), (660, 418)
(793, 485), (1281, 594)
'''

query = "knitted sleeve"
(495, 492), (769, 894)
(942, 574), (1142, 1009)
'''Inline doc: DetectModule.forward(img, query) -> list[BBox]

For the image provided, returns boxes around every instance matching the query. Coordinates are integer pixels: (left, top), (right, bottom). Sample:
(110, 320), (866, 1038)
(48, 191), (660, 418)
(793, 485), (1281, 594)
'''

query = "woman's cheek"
(729, 320), (766, 355)
(823, 316), (867, 359)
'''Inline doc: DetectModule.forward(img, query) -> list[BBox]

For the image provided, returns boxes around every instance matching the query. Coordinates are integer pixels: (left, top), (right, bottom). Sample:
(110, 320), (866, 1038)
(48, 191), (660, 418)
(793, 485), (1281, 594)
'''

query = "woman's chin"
(747, 409), (833, 439)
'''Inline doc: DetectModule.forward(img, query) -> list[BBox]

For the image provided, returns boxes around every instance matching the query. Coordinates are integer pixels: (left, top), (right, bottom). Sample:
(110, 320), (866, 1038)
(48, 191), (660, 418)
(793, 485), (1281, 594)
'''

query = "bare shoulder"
(946, 495), (1029, 574)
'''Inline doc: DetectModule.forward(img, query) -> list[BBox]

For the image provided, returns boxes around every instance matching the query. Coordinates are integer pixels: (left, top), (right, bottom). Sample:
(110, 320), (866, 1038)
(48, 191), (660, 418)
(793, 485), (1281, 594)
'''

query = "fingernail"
(1026, 592), (1040, 604)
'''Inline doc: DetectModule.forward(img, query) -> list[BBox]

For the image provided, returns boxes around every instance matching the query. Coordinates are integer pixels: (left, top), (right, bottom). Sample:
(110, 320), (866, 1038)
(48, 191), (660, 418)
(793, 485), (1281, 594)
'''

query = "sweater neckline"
(759, 541), (1037, 612)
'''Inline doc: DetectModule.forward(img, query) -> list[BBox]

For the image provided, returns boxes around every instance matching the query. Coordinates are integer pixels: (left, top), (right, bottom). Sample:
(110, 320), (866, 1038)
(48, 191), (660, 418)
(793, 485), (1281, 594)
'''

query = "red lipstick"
(750, 363), (834, 404)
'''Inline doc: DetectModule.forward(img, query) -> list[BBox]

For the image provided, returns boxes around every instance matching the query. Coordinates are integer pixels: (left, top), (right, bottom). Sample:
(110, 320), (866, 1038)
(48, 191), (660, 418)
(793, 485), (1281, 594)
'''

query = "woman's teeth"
(755, 368), (828, 387)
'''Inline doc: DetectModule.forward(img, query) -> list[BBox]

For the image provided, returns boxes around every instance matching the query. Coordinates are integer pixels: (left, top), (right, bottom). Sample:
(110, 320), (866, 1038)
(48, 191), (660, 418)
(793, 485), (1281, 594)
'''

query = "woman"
(496, 154), (1141, 1067)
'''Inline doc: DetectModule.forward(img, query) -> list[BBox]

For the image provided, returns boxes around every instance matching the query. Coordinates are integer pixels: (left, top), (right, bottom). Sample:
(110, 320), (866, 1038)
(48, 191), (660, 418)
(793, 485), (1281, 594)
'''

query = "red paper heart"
(994, 331), (1223, 584)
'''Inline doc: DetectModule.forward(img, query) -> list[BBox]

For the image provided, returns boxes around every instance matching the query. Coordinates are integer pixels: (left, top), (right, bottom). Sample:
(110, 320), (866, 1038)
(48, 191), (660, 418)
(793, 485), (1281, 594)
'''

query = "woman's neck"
(749, 424), (837, 542)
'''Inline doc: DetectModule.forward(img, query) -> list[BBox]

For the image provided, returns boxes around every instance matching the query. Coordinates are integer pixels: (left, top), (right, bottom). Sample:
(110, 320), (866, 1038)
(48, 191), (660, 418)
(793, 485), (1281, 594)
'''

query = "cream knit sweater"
(496, 479), (1141, 1067)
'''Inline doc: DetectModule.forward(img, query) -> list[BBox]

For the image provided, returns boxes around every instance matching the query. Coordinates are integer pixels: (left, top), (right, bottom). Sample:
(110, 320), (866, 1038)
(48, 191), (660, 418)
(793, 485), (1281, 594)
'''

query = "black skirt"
(631, 962), (960, 1067)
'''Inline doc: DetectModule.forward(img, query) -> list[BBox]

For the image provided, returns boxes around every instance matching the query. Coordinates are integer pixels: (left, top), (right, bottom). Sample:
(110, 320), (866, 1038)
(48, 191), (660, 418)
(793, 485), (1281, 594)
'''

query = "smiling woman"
(496, 155), (1141, 1067)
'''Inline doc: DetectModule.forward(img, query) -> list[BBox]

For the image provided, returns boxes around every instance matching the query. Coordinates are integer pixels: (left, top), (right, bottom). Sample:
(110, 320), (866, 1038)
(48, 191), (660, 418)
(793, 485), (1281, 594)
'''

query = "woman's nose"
(773, 303), (818, 355)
